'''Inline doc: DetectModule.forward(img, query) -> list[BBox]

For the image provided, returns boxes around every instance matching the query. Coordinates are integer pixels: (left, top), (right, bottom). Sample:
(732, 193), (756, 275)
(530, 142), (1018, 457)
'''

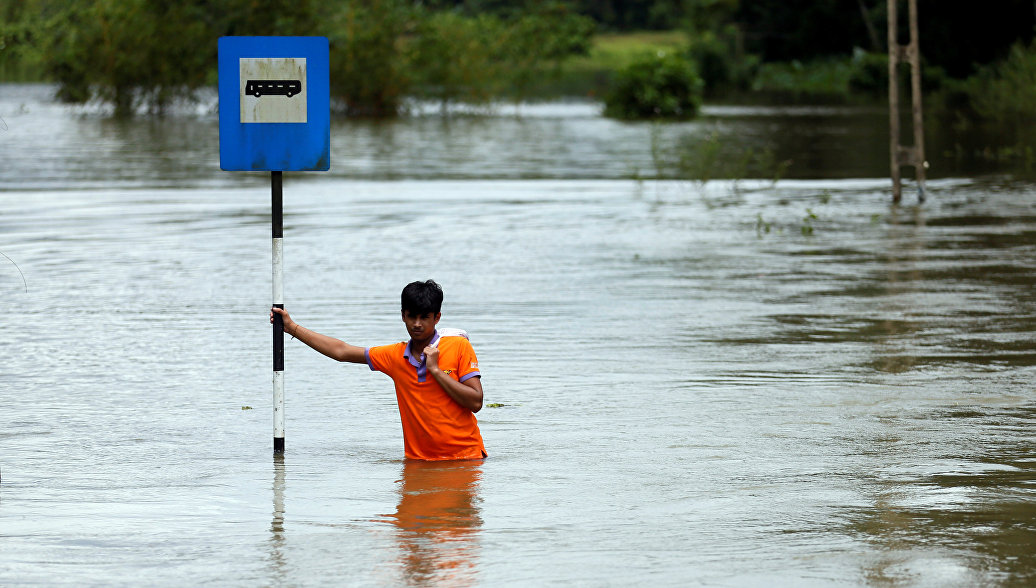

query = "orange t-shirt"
(365, 332), (486, 461)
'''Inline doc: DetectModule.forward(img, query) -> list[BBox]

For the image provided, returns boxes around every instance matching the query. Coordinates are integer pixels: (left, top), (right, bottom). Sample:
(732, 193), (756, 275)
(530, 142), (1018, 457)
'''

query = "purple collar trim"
(404, 330), (439, 381)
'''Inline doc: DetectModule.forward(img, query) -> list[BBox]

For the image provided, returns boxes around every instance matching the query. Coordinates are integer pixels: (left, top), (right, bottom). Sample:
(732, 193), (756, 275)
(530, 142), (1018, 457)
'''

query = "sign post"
(219, 36), (330, 453)
(271, 170), (284, 452)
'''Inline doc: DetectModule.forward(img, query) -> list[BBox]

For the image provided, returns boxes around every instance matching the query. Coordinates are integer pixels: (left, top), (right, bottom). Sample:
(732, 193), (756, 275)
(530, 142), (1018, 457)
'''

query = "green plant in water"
(671, 129), (790, 195)
(677, 130), (724, 207)
(646, 126), (800, 222)
(755, 213), (773, 236)
(650, 122), (668, 179)
(675, 129), (723, 198)
(801, 208), (818, 236)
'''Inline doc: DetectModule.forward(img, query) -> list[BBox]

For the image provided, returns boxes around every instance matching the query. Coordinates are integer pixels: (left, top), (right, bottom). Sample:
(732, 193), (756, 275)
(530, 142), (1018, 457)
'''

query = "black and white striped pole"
(271, 170), (285, 453)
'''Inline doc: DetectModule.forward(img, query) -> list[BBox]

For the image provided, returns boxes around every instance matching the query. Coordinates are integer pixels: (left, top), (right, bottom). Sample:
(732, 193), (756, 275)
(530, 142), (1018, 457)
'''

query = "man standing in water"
(269, 280), (486, 461)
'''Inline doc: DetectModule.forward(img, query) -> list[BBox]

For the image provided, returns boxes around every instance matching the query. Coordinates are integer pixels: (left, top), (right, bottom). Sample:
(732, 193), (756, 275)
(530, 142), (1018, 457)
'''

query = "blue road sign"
(219, 36), (330, 171)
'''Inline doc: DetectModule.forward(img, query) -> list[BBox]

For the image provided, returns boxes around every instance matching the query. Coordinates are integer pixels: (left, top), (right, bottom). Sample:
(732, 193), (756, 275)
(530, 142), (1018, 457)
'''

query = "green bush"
(847, 51), (888, 96)
(42, 0), (214, 115)
(968, 40), (1036, 125)
(29, 0), (319, 116)
(603, 50), (703, 120)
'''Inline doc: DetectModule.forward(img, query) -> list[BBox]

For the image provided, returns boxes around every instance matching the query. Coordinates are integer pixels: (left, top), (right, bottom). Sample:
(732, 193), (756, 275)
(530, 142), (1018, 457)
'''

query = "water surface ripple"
(1, 85), (1034, 587)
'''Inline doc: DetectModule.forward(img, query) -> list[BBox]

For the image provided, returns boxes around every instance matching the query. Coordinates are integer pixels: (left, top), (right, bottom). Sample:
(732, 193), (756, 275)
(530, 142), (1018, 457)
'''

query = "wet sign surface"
(219, 37), (329, 171)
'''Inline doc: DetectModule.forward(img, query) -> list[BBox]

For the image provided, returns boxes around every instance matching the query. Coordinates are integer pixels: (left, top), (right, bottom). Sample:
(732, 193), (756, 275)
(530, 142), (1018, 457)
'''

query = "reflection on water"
(268, 454), (287, 586)
(872, 204), (927, 374)
(849, 404), (1036, 587)
(382, 460), (483, 587)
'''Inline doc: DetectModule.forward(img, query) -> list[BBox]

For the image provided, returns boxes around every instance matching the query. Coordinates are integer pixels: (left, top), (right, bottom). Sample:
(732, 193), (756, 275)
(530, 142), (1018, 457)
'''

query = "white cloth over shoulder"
(433, 328), (469, 347)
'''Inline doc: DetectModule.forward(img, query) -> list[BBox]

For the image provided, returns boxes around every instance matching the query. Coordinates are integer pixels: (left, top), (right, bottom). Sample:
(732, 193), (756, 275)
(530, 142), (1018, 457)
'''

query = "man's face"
(402, 310), (441, 343)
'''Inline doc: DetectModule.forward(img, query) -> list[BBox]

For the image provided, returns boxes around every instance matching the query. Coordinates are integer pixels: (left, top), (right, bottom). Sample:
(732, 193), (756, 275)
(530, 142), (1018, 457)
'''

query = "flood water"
(1, 84), (1034, 586)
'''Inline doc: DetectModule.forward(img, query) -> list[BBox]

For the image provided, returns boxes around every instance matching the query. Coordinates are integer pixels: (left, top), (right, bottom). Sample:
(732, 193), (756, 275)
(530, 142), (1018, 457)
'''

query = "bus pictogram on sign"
(246, 79), (302, 98)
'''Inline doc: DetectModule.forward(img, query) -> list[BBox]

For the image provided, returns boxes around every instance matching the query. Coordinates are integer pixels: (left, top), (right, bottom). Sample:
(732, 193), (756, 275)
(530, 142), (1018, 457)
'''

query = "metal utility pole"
(887, 0), (927, 204)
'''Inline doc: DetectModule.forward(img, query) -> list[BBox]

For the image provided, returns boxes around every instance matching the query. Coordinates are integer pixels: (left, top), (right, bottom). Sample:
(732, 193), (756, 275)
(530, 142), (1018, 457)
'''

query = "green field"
(582, 30), (688, 69)
(535, 30), (689, 99)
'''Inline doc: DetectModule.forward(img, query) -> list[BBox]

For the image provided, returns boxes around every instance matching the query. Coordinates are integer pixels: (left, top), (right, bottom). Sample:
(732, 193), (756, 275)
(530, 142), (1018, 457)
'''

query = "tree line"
(0, 0), (595, 116)
(419, 0), (1036, 78)
(2, 0), (1035, 118)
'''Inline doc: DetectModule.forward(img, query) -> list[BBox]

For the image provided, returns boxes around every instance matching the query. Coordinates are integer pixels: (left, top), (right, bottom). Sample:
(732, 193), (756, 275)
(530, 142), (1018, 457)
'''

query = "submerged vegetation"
(603, 50), (703, 120)
(643, 125), (792, 188)
(0, 0), (595, 117)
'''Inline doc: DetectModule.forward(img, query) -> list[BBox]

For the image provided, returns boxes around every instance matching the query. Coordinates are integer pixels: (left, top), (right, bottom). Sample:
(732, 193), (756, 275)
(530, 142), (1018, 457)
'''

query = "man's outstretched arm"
(270, 307), (367, 364)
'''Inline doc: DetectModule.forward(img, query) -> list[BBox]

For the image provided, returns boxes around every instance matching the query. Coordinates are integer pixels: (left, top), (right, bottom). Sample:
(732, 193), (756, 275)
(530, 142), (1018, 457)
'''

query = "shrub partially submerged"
(603, 50), (703, 120)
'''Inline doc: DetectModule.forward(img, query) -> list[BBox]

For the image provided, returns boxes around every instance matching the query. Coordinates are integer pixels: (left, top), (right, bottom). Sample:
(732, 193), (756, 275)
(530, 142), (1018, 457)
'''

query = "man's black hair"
(401, 280), (443, 315)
